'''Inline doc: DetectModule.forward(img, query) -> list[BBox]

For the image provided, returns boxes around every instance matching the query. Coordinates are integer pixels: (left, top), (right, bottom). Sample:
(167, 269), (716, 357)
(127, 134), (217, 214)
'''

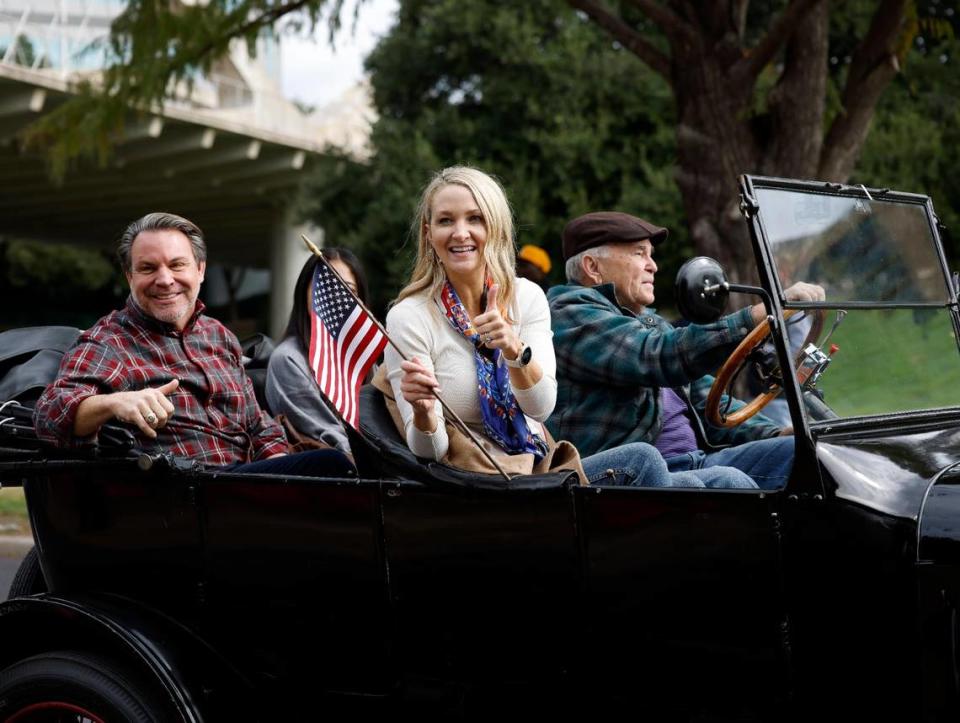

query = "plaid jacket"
(34, 297), (287, 465)
(546, 282), (780, 457)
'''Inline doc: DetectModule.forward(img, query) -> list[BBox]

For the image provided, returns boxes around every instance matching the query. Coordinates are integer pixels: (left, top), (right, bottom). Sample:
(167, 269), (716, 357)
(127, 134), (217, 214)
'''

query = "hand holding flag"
(300, 234), (513, 480)
(306, 253), (387, 431)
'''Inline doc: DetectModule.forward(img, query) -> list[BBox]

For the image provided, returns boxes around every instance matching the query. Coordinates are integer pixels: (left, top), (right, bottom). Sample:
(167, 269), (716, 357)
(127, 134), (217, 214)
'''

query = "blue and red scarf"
(439, 279), (547, 461)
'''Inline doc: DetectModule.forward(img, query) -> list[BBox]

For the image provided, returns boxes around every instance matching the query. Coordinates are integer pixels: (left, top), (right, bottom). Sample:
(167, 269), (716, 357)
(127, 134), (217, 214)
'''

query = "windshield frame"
(738, 174), (960, 430)
(742, 175), (955, 310)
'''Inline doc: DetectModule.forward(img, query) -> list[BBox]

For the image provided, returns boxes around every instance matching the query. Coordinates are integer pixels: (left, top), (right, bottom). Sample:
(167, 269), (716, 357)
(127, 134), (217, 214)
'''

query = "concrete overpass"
(0, 39), (373, 336)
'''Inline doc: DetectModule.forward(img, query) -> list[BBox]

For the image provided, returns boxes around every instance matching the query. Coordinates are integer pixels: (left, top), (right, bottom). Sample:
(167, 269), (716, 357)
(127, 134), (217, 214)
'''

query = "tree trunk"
(668, 2), (836, 286)
(672, 53), (761, 284)
(569, 0), (908, 285)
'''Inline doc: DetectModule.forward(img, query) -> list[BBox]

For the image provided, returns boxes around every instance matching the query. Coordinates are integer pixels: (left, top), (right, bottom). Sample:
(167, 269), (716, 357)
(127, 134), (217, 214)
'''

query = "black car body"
(1, 176), (960, 721)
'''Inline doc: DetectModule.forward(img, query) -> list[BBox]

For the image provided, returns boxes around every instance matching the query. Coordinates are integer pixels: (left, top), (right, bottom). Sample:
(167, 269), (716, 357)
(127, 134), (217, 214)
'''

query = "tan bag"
(275, 413), (333, 453)
(371, 367), (587, 485)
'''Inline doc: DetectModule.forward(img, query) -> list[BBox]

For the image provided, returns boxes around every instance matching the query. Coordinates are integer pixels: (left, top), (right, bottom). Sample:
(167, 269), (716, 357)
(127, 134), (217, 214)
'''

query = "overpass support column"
(269, 207), (323, 340)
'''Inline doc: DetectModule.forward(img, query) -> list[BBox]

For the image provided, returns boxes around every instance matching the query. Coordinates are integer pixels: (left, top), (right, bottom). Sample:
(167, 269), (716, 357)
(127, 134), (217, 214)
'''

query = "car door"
(574, 485), (787, 703)
(197, 470), (391, 694)
(380, 472), (580, 686)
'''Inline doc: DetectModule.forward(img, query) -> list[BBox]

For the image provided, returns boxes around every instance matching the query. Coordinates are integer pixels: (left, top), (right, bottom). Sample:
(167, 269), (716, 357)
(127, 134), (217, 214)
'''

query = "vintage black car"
(1, 175), (960, 722)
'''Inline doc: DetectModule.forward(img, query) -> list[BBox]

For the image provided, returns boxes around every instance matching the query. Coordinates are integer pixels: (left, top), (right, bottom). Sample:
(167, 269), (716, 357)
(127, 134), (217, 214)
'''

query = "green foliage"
(0, 239), (126, 329)
(3, 239), (115, 291)
(22, 0), (352, 179)
(15, 0), (958, 306)
(305, 0), (688, 312)
(856, 35), (960, 265)
(0, 488), (27, 520)
(0, 35), (49, 68)
(818, 308), (960, 417)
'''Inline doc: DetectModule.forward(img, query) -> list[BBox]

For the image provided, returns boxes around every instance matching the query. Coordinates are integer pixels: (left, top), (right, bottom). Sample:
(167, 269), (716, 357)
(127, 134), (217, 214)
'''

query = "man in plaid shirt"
(34, 212), (353, 476)
(547, 212), (824, 490)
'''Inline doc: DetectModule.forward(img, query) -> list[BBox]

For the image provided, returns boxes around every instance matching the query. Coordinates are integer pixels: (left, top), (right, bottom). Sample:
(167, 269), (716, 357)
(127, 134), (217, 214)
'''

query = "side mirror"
(675, 256), (730, 324)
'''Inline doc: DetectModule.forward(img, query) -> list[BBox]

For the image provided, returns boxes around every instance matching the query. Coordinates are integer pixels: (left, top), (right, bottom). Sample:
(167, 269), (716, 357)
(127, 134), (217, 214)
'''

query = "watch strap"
(505, 342), (532, 368)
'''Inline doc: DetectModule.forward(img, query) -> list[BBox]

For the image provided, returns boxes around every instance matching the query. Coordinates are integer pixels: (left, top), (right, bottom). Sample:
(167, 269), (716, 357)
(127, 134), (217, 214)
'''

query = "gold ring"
(145, 412), (158, 426)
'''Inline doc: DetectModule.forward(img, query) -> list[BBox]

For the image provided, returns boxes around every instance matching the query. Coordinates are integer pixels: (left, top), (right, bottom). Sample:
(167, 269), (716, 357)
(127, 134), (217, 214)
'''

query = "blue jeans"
(664, 436), (794, 491)
(581, 442), (756, 489)
(225, 448), (356, 477)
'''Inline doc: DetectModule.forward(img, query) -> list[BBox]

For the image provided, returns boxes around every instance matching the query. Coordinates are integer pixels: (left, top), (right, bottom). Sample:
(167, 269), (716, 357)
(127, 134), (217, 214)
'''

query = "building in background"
(0, 0), (373, 337)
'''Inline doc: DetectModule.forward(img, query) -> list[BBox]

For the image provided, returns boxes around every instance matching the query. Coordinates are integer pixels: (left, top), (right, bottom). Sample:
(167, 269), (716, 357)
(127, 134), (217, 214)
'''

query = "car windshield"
(756, 188), (949, 304)
(752, 184), (960, 419)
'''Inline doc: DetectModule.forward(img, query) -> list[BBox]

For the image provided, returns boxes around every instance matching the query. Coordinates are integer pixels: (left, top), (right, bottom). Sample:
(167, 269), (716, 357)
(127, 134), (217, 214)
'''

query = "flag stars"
(312, 263), (358, 340)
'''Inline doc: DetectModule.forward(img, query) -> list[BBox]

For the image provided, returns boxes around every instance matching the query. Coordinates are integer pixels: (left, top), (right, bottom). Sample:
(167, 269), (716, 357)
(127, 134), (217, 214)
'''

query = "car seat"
(239, 333), (276, 412)
(347, 385), (577, 492)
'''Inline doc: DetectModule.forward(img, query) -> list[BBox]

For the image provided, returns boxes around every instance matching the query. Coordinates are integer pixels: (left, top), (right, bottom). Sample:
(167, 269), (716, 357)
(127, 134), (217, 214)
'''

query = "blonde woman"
(384, 166), (755, 488)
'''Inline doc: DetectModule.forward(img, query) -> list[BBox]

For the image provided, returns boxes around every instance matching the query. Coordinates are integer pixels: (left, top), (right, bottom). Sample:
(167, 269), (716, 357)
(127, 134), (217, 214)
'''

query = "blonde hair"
(395, 166), (516, 316)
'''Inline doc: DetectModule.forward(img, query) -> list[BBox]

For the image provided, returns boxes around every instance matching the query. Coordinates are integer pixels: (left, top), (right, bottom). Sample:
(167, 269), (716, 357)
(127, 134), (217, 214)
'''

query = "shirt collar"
(588, 282), (653, 318)
(125, 295), (206, 334)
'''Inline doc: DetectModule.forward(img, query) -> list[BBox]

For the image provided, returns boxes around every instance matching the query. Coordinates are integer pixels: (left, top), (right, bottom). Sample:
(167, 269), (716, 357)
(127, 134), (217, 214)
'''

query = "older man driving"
(547, 211), (824, 490)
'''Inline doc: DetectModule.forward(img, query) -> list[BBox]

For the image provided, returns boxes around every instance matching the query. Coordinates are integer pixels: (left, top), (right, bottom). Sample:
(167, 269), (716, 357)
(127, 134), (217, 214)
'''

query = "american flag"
(307, 257), (387, 430)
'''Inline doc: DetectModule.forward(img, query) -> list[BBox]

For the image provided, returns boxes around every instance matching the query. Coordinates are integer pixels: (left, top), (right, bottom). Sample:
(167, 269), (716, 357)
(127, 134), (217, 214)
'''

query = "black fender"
(916, 465), (960, 720)
(0, 593), (258, 722)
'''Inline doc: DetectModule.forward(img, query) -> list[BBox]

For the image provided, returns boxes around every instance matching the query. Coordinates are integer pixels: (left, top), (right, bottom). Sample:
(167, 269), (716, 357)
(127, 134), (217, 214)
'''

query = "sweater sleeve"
(265, 340), (352, 454)
(550, 284), (757, 389)
(510, 280), (557, 422)
(384, 299), (449, 461)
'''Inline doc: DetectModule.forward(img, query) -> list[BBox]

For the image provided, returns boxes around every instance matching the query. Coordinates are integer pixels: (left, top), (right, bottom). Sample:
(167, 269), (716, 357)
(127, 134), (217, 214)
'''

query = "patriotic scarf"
(438, 278), (547, 461)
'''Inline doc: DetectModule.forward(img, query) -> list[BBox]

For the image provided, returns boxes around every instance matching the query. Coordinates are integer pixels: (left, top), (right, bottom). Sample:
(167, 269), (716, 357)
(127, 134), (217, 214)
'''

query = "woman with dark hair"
(265, 247), (370, 454)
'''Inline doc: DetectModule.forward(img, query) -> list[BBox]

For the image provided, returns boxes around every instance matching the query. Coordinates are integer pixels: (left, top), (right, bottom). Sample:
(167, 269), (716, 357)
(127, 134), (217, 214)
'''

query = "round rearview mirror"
(675, 257), (729, 324)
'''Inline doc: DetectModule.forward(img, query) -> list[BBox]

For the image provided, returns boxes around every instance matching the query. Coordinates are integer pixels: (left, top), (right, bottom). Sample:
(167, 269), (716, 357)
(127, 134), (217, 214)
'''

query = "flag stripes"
(307, 259), (387, 430)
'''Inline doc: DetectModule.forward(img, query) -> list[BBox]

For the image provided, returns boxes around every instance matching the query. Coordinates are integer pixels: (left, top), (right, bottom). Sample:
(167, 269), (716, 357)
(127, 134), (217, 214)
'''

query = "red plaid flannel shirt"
(34, 297), (288, 465)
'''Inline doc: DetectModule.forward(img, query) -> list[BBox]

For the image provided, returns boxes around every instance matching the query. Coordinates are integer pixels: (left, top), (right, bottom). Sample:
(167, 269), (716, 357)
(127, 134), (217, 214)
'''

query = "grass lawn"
(0, 488), (29, 534)
(815, 307), (960, 417)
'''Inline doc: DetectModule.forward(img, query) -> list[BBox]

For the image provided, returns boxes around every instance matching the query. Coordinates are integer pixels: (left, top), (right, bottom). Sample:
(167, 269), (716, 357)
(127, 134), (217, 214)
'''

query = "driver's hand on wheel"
(750, 282), (825, 325)
(783, 282), (825, 303)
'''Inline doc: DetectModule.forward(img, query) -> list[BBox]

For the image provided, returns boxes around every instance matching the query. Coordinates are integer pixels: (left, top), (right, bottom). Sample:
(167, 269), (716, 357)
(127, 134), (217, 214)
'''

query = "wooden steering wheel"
(705, 309), (825, 428)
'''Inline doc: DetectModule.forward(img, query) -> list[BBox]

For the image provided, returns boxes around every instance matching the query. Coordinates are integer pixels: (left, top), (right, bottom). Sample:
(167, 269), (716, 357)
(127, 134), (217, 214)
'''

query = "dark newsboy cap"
(561, 211), (668, 261)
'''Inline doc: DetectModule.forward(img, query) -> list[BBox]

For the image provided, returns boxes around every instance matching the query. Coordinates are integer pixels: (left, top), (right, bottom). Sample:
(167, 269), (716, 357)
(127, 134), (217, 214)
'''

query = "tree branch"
(622, 0), (697, 44)
(735, 0), (826, 81)
(567, 0), (671, 79)
(22, 0), (334, 178)
(184, 0), (319, 68)
(763, 0), (829, 178)
(819, 0), (910, 181)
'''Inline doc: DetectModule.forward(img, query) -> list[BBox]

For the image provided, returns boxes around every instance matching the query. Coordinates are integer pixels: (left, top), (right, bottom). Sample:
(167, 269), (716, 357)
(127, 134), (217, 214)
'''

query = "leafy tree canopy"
(20, 0), (960, 289)
(0, 238), (124, 328)
(3, 238), (115, 291)
(857, 31), (960, 263)
(302, 0), (690, 312)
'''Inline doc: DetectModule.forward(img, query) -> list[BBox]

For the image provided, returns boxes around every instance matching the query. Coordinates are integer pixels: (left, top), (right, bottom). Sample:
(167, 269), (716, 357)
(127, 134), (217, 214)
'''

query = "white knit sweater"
(384, 278), (557, 460)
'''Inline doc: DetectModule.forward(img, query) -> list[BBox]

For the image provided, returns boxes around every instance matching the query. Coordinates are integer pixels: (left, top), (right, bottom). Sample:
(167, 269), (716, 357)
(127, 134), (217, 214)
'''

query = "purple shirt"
(653, 387), (698, 457)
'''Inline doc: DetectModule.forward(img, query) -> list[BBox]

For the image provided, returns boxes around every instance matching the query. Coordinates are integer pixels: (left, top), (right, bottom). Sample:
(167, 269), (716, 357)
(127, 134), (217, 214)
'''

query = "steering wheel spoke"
(706, 309), (825, 428)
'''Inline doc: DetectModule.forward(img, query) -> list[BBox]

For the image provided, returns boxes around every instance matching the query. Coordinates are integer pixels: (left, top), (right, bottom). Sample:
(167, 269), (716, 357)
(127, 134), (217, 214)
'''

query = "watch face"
(520, 345), (533, 366)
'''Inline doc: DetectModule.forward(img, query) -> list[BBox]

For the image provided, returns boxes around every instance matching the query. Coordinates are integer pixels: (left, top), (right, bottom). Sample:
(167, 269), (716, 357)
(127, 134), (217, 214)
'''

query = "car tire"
(7, 546), (45, 599)
(0, 649), (169, 723)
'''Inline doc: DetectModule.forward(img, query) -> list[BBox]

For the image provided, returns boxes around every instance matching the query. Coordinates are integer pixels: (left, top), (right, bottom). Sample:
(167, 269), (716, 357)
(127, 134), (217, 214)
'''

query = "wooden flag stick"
(301, 234), (513, 482)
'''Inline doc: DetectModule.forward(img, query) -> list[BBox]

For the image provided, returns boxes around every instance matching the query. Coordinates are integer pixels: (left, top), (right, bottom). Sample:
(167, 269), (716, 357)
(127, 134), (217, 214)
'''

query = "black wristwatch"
(505, 342), (533, 368)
